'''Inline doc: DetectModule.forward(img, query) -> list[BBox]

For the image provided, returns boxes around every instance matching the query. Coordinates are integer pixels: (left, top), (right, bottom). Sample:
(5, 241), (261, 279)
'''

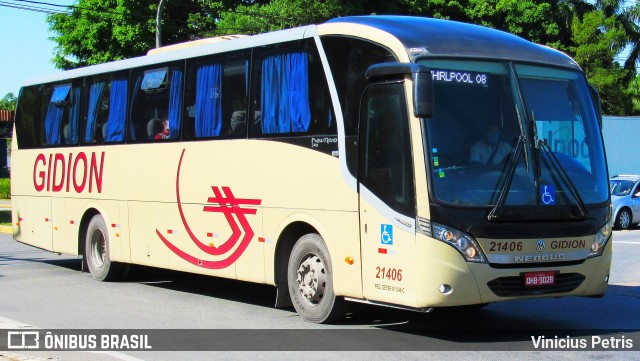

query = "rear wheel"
(615, 208), (632, 230)
(85, 214), (123, 281)
(287, 233), (348, 323)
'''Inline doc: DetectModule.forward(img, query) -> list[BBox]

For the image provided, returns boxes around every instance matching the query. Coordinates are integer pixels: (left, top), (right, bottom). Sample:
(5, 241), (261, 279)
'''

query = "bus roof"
(326, 16), (580, 70)
(24, 15), (580, 87)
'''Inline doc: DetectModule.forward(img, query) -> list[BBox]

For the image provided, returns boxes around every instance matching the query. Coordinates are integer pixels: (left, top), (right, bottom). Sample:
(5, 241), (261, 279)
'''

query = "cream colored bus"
(12, 16), (612, 323)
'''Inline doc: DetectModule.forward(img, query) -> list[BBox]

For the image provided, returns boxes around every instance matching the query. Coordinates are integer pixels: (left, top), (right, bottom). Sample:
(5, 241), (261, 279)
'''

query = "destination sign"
(431, 70), (488, 86)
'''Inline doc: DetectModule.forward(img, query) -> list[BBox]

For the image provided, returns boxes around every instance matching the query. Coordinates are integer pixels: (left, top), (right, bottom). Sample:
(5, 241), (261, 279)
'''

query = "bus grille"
(487, 273), (585, 297)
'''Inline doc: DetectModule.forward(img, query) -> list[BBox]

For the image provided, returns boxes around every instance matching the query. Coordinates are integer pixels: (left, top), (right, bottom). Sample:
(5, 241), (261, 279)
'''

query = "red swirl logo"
(156, 149), (262, 269)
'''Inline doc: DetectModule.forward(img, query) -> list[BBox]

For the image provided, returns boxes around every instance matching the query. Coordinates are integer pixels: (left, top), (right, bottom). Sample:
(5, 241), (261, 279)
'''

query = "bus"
(11, 16), (612, 323)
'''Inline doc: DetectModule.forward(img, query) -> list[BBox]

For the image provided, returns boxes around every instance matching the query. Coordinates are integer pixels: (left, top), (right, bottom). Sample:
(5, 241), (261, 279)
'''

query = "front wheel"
(85, 214), (124, 281)
(615, 208), (632, 230)
(287, 233), (348, 323)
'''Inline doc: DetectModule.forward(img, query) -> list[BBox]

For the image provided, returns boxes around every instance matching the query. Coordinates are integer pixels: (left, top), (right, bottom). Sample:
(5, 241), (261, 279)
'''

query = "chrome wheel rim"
(296, 253), (326, 306)
(620, 211), (631, 229)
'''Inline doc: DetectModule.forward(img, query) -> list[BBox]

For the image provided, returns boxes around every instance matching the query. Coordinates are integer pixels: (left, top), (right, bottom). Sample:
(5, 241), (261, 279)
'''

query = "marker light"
(345, 257), (355, 265)
(431, 223), (486, 263)
(589, 217), (613, 258)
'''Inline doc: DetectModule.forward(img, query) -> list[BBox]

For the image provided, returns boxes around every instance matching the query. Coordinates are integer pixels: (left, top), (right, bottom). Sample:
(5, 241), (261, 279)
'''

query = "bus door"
(358, 81), (417, 305)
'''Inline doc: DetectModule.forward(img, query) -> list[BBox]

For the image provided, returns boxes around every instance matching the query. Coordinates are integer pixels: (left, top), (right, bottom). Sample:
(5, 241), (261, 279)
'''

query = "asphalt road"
(0, 229), (638, 361)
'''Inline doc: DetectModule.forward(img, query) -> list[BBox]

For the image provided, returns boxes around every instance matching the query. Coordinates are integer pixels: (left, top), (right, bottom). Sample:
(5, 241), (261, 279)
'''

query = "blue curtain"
(261, 52), (310, 134)
(195, 63), (222, 137)
(44, 102), (63, 145)
(104, 78), (128, 142)
(168, 68), (183, 139)
(85, 82), (105, 143)
(66, 86), (81, 144)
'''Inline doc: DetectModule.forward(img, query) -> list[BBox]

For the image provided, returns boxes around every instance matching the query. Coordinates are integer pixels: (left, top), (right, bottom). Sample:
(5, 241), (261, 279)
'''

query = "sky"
(0, 1), (74, 97)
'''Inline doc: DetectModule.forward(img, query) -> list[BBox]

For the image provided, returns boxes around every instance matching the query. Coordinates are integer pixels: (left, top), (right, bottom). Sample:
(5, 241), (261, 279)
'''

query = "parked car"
(609, 175), (640, 230)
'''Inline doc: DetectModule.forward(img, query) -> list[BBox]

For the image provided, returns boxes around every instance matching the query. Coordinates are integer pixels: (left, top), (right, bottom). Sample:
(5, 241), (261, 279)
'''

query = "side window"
(184, 51), (248, 139)
(320, 36), (397, 176)
(130, 63), (183, 141)
(359, 82), (415, 217)
(250, 39), (336, 138)
(41, 82), (82, 147)
(83, 72), (128, 144)
(15, 85), (44, 149)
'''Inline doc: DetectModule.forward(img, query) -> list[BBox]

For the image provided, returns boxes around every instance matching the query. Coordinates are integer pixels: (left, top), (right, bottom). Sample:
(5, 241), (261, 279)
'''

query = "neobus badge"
(33, 152), (105, 194)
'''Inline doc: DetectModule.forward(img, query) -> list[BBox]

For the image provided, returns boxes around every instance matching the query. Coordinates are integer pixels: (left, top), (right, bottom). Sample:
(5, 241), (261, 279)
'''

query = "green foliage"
(571, 11), (631, 115)
(47, 0), (226, 69)
(0, 178), (10, 199)
(44, 0), (640, 115)
(0, 93), (16, 111)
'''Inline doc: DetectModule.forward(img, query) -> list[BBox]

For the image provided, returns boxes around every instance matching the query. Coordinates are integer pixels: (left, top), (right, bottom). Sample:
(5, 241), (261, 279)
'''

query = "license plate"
(524, 271), (555, 286)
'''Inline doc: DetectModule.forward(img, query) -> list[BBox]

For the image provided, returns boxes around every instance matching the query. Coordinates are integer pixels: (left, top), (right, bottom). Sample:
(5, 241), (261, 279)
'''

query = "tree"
(0, 93), (16, 111)
(47, 0), (229, 69)
(571, 10), (631, 114)
(590, 0), (640, 83)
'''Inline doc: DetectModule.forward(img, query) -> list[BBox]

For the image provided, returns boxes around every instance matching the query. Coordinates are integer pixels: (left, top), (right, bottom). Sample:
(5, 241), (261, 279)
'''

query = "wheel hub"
(620, 211), (630, 229)
(296, 254), (326, 305)
(91, 230), (106, 267)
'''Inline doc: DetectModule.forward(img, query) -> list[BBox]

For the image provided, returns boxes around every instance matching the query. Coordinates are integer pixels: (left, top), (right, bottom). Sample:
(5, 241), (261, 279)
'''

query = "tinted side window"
(359, 82), (415, 217)
(15, 85), (43, 149)
(41, 82), (82, 147)
(83, 72), (128, 144)
(250, 39), (336, 138)
(130, 63), (183, 142)
(184, 51), (248, 139)
(320, 36), (397, 176)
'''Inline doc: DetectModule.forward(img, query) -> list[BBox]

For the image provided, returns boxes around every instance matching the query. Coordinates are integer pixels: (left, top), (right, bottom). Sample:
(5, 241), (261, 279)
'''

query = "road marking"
(613, 241), (640, 245)
(87, 351), (146, 361)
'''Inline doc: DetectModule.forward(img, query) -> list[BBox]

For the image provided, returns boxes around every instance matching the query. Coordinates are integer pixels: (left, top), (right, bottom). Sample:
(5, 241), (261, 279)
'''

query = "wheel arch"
(273, 216), (331, 308)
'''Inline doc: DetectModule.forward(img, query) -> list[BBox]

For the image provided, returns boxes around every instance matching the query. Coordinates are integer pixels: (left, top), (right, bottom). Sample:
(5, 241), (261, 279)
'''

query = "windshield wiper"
(487, 135), (525, 220)
(538, 141), (588, 217)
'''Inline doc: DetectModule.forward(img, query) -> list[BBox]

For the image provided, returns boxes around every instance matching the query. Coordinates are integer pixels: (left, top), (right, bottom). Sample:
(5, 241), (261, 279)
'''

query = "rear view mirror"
(365, 62), (433, 118)
(413, 71), (433, 118)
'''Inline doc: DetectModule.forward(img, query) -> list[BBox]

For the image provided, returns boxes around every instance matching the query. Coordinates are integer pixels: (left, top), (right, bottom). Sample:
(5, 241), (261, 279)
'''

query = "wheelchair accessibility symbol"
(381, 224), (393, 245)
(540, 184), (556, 205)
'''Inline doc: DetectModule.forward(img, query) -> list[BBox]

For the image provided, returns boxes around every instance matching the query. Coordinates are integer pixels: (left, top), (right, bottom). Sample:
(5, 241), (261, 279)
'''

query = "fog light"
(439, 284), (452, 294)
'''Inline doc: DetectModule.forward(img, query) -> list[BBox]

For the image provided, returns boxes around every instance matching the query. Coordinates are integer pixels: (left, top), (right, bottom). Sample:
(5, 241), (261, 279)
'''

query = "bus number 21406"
(375, 267), (403, 281)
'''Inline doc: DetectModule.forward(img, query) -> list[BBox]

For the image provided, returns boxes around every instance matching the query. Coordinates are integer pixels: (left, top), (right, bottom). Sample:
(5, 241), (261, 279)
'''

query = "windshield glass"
(420, 60), (608, 207)
(610, 180), (635, 196)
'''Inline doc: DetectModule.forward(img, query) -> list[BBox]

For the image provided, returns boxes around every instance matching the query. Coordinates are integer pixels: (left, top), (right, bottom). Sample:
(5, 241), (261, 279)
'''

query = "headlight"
(589, 217), (612, 258)
(431, 223), (486, 263)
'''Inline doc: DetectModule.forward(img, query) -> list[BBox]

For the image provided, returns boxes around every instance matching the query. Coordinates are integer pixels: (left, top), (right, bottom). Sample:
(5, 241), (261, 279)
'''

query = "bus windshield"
(420, 60), (608, 209)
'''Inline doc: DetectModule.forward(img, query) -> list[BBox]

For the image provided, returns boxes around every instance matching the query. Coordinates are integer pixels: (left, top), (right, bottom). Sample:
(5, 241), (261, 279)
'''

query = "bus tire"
(287, 233), (348, 323)
(85, 214), (122, 281)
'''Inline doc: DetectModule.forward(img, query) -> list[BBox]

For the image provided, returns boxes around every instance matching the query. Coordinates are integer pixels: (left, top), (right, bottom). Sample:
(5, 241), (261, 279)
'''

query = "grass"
(0, 178), (9, 199)
(0, 178), (10, 227)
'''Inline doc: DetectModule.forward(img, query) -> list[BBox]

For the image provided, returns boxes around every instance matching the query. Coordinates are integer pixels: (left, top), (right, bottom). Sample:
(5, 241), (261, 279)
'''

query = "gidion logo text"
(33, 152), (105, 194)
